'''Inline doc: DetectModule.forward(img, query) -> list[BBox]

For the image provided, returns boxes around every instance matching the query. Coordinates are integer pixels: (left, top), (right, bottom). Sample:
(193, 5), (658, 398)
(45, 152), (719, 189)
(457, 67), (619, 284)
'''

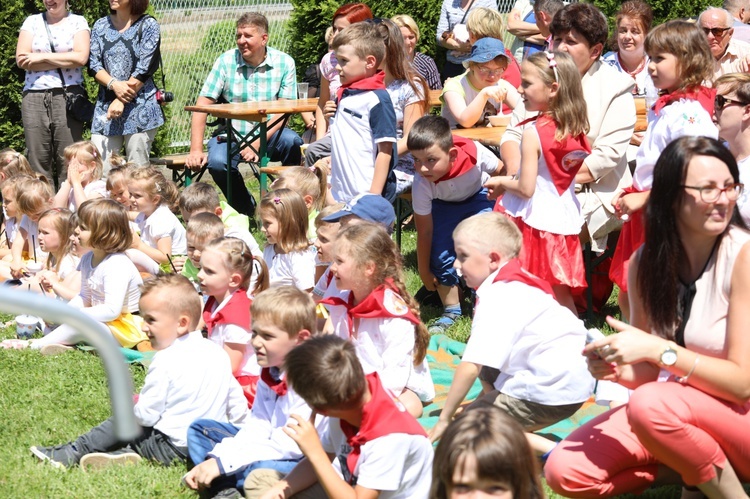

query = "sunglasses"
(714, 94), (747, 113)
(702, 26), (732, 37)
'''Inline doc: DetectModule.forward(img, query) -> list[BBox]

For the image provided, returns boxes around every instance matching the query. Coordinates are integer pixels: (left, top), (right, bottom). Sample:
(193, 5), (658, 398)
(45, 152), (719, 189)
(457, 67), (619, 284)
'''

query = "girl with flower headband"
(53, 141), (107, 212)
(609, 21), (717, 321)
(487, 50), (590, 314)
(198, 236), (268, 407)
(259, 188), (316, 291)
(127, 165), (187, 267)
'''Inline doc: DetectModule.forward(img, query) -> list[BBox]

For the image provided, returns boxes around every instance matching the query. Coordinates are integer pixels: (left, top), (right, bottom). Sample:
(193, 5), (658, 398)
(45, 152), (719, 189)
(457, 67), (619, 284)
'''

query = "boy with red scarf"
(184, 287), (316, 498)
(407, 115), (501, 334)
(329, 22), (398, 203)
(245, 335), (432, 499)
(429, 212), (593, 443)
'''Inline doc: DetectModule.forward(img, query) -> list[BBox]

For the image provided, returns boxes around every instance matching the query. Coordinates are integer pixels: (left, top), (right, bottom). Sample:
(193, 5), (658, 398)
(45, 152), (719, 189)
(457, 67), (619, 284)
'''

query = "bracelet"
(676, 354), (700, 384)
(106, 78), (116, 91)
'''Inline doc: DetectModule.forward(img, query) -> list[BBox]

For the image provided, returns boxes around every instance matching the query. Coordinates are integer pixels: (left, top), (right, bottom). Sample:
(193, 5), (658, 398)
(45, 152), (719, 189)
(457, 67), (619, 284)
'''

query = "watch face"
(661, 350), (678, 366)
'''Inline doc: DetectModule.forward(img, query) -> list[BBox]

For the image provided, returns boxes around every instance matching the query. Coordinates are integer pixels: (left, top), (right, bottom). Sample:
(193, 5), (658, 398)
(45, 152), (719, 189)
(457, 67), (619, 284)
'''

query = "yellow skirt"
(106, 313), (147, 349)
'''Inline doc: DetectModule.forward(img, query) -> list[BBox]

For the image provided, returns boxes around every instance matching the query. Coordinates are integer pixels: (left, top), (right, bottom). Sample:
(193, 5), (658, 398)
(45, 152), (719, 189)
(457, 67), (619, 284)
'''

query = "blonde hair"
(259, 188), (311, 254)
(77, 198), (133, 253)
(272, 165), (327, 211)
(38, 208), (75, 273)
(332, 22), (386, 67)
(63, 141), (104, 181)
(336, 222), (429, 365)
(106, 162), (134, 193)
(203, 237), (269, 295)
(128, 166), (180, 213)
(186, 212), (225, 243)
(1, 174), (34, 210)
(15, 177), (54, 216)
(715, 72), (750, 102)
(315, 202), (346, 229)
(453, 212), (522, 260)
(645, 20), (715, 90)
(140, 274), (202, 330)
(391, 14), (420, 42)
(252, 286), (316, 338)
(0, 150), (33, 184)
(466, 7), (505, 40)
(179, 182), (221, 217)
(525, 51), (589, 140)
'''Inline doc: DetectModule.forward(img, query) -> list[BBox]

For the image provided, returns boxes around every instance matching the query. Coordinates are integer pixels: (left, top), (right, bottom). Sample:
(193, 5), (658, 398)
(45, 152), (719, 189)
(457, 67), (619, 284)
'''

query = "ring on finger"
(598, 344), (612, 355)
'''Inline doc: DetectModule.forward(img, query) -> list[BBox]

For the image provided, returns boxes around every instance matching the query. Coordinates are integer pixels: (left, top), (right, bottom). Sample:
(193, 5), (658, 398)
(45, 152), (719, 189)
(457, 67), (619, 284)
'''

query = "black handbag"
(42, 12), (95, 123)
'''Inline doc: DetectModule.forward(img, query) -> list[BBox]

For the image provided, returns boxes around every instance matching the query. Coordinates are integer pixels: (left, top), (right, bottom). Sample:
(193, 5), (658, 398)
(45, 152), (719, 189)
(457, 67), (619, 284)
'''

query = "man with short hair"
(533, 0), (564, 48)
(699, 7), (750, 78)
(186, 12), (303, 217)
(724, 0), (750, 43)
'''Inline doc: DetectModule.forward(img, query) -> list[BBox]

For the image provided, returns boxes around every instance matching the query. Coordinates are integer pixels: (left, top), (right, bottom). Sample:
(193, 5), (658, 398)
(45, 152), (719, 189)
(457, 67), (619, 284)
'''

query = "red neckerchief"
(652, 86), (715, 116)
(260, 368), (287, 397)
(336, 70), (386, 103)
(202, 290), (252, 338)
(339, 373), (427, 482)
(492, 258), (553, 296)
(535, 114), (592, 195)
(435, 136), (477, 184)
(321, 279), (421, 334)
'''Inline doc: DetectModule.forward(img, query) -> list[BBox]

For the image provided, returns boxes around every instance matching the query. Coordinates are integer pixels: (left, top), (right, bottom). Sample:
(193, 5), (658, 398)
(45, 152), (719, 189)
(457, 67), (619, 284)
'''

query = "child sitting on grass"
(244, 335), (433, 499)
(30, 274), (248, 469)
(430, 212), (593, 442)
(184, 286), (316, 497)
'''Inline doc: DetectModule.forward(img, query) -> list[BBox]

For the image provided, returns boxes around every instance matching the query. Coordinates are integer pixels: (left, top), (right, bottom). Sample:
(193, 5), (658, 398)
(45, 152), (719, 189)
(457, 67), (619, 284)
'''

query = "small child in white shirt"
(53, 141), (107, 212)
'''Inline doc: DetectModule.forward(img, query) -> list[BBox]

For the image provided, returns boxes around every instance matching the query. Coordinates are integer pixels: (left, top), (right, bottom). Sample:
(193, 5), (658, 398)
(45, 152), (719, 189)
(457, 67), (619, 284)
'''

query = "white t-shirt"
(135, 204), (188, 255)
(55, 253), (80, 281)
(66, 179), (107, 212)
(4, 215), (19, 245)
(206, 291), (260, 377)
(68, 252), (142, 322)
(441, 73), (519, 129)
(19, 215), (49, 262)
(319, 422), (433, 498)
(263, 244), (316, 290)
(412, 141), (498, 215)
(462, 267), (594, 405)
(20, 13), (89, 91)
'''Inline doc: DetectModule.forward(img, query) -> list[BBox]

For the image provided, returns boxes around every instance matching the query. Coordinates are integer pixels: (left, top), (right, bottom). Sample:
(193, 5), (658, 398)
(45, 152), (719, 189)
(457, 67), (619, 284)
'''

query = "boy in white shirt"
(245, 336), (433, 499)
(430, 212), (593, 442)
(183, 286), (316, 497)
(408, 115), (500, 334)
(30, 274), (248, 469)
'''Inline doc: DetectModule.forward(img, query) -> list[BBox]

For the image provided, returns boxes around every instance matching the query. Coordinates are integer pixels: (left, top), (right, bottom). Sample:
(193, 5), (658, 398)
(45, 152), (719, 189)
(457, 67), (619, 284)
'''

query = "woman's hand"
(110, 80), (136, 103)
(583, 316), (664, 367)
(107, 99), (125, 120)
(16, 52), (43, 70)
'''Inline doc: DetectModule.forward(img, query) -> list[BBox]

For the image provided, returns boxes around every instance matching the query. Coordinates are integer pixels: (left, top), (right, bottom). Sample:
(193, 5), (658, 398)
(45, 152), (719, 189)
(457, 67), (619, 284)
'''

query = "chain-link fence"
(153, 1), (293, 151)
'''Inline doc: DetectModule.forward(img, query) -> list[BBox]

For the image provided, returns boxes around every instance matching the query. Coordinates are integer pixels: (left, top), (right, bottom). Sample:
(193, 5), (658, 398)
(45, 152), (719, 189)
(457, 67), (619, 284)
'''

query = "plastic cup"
(26, 261), (43, 275)
(15, 314), (39, 339)
(298, 82), (309, 100)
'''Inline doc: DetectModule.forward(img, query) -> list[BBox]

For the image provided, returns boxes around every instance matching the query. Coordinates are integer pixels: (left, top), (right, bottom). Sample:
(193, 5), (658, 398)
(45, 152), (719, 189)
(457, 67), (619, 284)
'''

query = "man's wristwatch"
(659, 341), (678, 366)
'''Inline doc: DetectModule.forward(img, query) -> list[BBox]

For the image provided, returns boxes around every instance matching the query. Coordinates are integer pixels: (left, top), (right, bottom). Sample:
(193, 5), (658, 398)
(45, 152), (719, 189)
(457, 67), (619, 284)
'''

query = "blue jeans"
(206, 128), (303, 216)
(187, 419), (300, 492)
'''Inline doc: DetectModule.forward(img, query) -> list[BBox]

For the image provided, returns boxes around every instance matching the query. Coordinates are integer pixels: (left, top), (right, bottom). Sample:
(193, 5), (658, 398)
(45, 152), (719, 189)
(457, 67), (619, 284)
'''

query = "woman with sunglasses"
(714, 72), (750, 225)
(440, 37), (520, 129)
(547, 135), (750, 498)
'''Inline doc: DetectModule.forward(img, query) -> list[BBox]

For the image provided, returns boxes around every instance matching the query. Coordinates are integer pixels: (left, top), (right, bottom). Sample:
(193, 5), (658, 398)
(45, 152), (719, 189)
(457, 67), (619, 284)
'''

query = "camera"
(155, 89), (174, 104)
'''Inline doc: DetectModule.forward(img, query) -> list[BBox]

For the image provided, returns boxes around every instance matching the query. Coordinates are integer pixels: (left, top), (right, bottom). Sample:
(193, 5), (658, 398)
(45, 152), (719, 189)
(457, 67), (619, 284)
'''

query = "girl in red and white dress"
(198, 237), (268, 407)
(487, 50), (590, 314)
(609, 21), (717, 321)
(322, 221), (434, 418)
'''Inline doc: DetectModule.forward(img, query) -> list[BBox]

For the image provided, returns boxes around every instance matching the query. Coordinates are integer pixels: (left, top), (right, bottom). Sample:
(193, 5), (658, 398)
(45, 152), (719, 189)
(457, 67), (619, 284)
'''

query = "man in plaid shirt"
(186, 12), (303, 217)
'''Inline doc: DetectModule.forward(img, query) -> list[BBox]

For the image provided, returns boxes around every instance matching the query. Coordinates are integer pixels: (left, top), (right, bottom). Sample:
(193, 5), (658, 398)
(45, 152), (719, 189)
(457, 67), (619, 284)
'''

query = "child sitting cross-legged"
(30, 274), (248, 469)
(183, 286), (316, 497)
(429, 212), (593, 443)
(244, 335), (433, 499)
(408, 115), (501, 334)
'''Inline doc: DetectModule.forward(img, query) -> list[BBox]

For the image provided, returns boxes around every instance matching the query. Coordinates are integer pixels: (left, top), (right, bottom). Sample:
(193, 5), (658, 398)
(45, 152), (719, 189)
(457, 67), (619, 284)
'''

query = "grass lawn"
(0, 176), (685, 497)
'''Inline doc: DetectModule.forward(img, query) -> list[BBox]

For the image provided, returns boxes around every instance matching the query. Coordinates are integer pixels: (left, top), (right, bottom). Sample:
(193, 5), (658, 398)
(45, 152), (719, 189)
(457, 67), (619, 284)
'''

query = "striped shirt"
(200, 46), (297, 136)
(412, 52), (442, 90)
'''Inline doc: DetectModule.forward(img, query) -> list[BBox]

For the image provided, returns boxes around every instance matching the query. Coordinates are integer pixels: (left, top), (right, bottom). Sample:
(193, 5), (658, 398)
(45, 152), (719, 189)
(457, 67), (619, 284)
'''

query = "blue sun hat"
(322, 193), (396, 233)
(462, 37), (510, 68)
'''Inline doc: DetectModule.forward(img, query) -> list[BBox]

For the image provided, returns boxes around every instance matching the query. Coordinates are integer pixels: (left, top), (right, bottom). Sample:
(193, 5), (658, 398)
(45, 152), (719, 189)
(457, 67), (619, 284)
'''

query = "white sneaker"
(79, 452), (141, 471)
(39, 344), (74, 356)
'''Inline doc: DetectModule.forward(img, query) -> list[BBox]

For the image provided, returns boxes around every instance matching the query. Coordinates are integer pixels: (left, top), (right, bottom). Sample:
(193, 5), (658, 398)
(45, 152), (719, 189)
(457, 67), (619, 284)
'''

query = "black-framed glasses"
(681, 183), (744, 202)
(715, 94), (747, 113)
(702, 26), (732, 38)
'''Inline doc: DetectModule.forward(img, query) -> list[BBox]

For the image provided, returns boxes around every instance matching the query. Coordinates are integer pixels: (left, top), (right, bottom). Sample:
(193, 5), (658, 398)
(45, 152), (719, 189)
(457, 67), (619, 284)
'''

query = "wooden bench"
(150, 154), (207, 188)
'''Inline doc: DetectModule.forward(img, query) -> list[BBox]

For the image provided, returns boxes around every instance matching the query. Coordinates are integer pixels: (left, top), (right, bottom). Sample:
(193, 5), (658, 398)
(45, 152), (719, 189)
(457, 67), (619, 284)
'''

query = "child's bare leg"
(437, 284), (460, 308)
(526, 432), (556, 456)
(429, 284), (462, 334)
(552, 285), (577, 316)
(399, 389), (423, 418)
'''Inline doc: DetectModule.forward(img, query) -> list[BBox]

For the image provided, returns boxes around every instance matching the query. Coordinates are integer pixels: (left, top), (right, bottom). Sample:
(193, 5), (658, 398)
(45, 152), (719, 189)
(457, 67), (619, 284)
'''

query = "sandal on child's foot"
(40, 344), (74, 356)
(428, 312), (461, 335)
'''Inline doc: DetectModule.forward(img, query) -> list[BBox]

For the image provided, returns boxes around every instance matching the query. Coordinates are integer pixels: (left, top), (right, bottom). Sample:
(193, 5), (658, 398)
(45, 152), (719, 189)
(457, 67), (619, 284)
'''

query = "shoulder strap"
(41, 12), (68, 88)
(459, 0), (477, 24)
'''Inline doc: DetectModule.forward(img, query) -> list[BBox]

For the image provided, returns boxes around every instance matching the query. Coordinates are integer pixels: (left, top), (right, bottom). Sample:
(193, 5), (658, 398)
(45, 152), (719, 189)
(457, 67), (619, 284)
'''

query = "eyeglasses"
(681, 183), (744, 202)
(476, 66), (505, 78)
(702, 26), (732, 38)
(714, 94), (747, 113)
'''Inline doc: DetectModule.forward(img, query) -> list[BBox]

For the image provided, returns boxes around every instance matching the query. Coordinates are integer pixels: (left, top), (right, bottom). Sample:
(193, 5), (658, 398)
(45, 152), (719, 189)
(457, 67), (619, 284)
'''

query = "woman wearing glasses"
(714, 72), (750, 225)
(546, 135), (750, 499)
(440, 37), (520, 129)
